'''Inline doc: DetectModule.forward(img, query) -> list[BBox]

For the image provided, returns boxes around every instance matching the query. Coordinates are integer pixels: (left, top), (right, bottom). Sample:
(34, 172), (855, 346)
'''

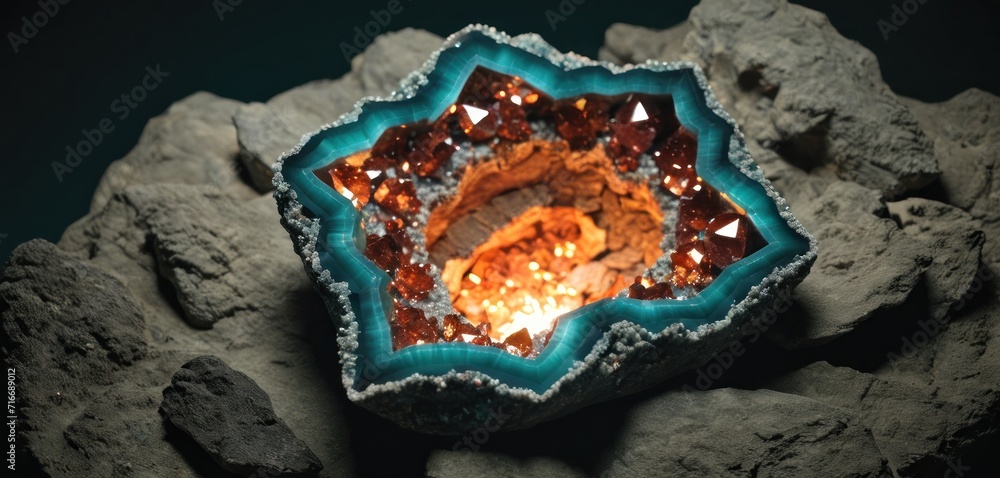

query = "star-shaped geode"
(273, 25), (815, 434)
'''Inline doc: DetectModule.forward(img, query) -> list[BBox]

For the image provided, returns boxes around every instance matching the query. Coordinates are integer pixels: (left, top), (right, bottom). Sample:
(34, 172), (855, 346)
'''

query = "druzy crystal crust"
(273, 25), (815, 433)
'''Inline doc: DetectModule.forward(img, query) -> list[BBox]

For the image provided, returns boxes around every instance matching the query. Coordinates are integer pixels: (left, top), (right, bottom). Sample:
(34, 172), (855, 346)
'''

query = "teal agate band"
(277, 30), (812, 394)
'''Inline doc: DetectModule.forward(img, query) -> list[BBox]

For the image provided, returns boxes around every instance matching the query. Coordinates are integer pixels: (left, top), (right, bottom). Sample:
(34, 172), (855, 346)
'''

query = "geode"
(273, 25), (816, 434)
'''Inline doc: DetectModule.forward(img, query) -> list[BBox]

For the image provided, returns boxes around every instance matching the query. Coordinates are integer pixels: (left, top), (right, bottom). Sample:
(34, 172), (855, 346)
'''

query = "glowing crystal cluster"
(314, 66), (764, 358)
(273, 25), (815, 433)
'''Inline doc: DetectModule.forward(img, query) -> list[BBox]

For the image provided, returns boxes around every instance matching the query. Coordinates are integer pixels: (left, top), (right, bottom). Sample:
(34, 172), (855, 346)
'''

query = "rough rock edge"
(271, 24), (817, 433)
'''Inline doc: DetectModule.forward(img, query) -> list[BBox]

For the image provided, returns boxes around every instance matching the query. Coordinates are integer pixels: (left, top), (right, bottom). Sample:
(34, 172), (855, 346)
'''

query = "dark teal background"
(1, 0), (998, 264)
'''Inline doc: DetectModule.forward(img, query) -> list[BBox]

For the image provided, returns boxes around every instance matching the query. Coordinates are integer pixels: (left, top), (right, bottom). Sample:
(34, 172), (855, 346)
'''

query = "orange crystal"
(391, 263), (435, 301)
(373, 178), (422, 216)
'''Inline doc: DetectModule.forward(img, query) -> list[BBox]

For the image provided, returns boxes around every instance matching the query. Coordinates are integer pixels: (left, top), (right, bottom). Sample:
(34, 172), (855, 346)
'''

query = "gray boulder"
(887, 197), (985, 320)
(682, 0), (939, 196)
(596, 388), (890, 477)
(161, 355), (323, 477)
(767, 181), (931, 348)
(90, 92), (257, 213)
(766, 361), (995, 477)
(899, 89), (1000, 268)
(2, 239), (147, 381)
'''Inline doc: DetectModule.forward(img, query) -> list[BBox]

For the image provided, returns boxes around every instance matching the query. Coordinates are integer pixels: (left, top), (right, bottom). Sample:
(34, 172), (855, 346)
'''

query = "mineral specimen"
(273, 25), (815, 433)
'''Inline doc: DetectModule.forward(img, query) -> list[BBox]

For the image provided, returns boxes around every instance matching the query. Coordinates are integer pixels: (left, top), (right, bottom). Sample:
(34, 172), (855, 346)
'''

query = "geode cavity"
(273, 25), (816, 433)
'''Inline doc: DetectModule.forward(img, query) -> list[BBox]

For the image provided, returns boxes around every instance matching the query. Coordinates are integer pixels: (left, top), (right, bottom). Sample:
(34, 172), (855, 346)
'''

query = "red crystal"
(390, 306), (440, 349)
(373, 178), (422, 216)
(364, 225), (412, 274)
(675, 184), (727, 246)
(704, 213), (750, 268)
(453, 103), (499, 142)
(627, 276), (674, 300)
(671, 240), (712, 288)
(606, 95), (671, 172)
(654, 128), (698, 196)
(391, 263), (435, 301)
(502, 328), (534, 357)
(369, 125), (410, 170)
(497, 100), (532, 141)
(442, 314), (493, 346)
(328, 162), (371, 208)
(553, 96), (609, 149)
(409, 127), (456, 177)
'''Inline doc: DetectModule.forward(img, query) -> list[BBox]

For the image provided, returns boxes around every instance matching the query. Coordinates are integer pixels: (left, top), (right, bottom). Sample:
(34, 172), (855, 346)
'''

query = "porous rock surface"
(766, 181), (932, 348)
(160, 355), (323, 477)
(595, 388), (891, 477)
(5, 1), (1000, 476)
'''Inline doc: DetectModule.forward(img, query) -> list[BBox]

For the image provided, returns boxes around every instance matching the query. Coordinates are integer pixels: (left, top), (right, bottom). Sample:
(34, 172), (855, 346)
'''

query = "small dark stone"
(160, 356), (323, 477)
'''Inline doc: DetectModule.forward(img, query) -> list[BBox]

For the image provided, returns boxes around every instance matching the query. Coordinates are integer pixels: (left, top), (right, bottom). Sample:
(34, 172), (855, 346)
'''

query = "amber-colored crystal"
(553, 96), (609, 149)
(391, 263), (435, 301)
(670, 240), (712, 288)
(373, 178), (422, 216)
(369, 125), (410, 170)
(654, 128), (698, 197)
(502, 327), (534, 357)
(453, 103), (499, 142)
(442, 314), (475, 341)
(442, 314), (494, 346)
(364, 223), (412, 274)
(409, 127), (456, 177)
(329, 162), (371, 208)
(391, 305), (440, 349)
(385, 218), (414, 253)
(607, 95), (668, 172)
(497, 100), (532, 141)
(675, 184), (727, 245)
(704, 213), (749, 268)
(627, 276), (674, 300)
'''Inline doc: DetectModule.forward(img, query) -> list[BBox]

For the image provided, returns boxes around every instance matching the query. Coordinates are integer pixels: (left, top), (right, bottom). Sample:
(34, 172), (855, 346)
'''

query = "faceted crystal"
(675, 184), (727, 245)
(329, 162), (371, 208)
(553, 96), (609, 149)
(373, 178), (422, 216)
(391, 305), (440, 349)
(442, 314), (493, 346)
(704, 213), (749, 268)
(454, 103), (499, 142)
(627, 276), (674, 300)
(391, 263), (435, 301)
(409, 126), (456, 177)
(501, 327), (533, 357)
(365, 231), (409, 274)
(670, 240), (712, 288)
(442, 314), (476, 341)
(369, 125), (410, 169)
(497, 100), (532, 141)
(654, 128), (698, 196)
(606, 95), (677, 172)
